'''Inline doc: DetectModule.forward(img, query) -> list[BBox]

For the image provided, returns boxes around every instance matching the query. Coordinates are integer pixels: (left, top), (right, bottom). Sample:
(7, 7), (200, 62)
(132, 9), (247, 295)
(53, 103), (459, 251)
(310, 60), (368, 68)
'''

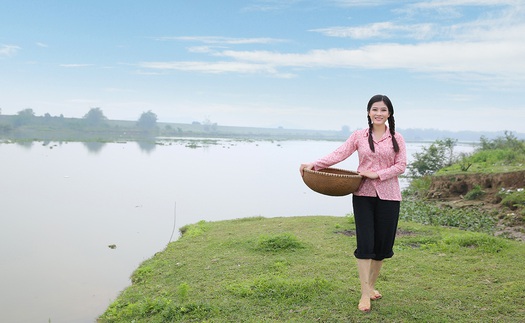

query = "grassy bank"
(98, 216), (525, 322)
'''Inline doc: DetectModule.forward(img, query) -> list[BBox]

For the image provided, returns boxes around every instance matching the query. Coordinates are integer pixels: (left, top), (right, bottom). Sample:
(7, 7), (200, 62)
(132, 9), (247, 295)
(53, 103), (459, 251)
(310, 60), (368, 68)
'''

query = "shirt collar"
(363, 126), (391, 138)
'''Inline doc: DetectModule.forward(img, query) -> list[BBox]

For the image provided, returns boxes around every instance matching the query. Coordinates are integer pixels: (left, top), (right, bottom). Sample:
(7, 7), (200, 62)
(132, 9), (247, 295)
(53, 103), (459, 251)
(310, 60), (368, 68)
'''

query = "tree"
(202, 118), (217, 132)
(14, 108), (36, 126)
(480, 131), (523, 152)
(83, 107), (107, 125)
(137, 110), (158, 129)
(408, 138), (458, 177)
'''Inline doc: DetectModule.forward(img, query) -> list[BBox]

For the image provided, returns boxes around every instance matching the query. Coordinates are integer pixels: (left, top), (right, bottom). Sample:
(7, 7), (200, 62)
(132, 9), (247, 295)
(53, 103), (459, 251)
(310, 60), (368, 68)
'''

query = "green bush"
(469, 149), (523, 165)
(479, 131), (525, 151)
(403, 176), (432, 197)
(500, 189), (525, 210)
(408, 138), (458, 177)
(464, 185), (486, 200)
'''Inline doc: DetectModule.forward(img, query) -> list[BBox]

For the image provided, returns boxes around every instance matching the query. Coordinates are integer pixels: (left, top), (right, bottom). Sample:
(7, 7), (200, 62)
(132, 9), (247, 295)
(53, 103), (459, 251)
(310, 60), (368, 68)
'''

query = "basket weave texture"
(302, 167), (362, 196)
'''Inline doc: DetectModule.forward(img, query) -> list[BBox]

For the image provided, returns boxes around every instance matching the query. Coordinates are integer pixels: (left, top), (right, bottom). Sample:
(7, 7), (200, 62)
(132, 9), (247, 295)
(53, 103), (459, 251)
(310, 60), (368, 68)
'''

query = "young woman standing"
(300, 94), (407, 312)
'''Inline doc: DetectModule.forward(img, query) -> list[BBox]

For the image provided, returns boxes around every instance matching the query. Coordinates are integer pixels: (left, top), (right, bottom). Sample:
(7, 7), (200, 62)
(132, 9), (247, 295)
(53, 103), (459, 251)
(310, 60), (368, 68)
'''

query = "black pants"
(352, 195), (400, 261)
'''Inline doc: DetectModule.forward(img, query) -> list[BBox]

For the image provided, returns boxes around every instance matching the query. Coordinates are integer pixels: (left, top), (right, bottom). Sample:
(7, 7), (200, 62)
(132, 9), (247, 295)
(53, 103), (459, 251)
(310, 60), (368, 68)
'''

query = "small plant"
(177, 282), (190, 303)
(500, 188), (525, 210)
(131, 263), (154, 284)
(458, 153), (473, 171)
(464, 185), (486, 200)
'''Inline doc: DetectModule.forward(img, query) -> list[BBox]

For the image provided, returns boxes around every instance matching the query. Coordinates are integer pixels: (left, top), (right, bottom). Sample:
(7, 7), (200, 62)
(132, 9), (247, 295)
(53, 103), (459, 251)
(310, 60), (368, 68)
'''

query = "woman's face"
(368, 101), (390, 125)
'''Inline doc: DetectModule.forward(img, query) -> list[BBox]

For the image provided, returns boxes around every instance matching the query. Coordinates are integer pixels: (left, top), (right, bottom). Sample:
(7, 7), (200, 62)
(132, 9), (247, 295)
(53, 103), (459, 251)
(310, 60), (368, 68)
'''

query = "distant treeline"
(0, 108), (522, 142)
(0, 108), (349, 142)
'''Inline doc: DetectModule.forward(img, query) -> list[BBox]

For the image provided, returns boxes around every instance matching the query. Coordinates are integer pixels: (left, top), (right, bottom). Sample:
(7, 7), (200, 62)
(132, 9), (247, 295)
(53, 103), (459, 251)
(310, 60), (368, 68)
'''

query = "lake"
(0, 139), (475, 322)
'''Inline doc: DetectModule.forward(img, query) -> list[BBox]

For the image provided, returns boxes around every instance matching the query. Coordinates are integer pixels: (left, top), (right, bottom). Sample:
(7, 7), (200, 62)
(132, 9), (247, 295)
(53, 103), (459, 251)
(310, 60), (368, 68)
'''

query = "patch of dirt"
(427, 170), (525, 201)
(426, 170), (525, 241)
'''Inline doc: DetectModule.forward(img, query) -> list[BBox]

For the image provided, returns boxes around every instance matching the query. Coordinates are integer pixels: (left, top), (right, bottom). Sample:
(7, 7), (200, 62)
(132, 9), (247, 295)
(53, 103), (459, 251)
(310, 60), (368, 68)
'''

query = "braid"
(367, 116), (375, 152)
(388, 115), (400, 153)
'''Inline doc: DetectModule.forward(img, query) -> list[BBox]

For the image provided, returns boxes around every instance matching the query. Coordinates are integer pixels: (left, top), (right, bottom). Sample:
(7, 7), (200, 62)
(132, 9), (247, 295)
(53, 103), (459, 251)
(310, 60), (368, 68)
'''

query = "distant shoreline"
(0, 114), (522, 142)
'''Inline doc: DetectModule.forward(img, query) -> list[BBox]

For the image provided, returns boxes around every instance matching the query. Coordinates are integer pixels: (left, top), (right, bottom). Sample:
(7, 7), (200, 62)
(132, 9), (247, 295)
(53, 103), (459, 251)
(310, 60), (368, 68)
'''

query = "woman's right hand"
(299, 163), (314, 177)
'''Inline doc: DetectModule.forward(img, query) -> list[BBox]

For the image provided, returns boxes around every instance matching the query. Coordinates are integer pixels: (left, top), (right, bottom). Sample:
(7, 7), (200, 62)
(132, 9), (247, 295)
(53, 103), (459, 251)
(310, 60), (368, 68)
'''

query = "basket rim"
(304, 167), (362, 179)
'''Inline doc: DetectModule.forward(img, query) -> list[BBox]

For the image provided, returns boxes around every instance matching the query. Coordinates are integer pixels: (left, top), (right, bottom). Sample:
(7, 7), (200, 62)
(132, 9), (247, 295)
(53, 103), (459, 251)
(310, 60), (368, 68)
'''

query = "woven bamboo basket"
(302, 167), (362, 196)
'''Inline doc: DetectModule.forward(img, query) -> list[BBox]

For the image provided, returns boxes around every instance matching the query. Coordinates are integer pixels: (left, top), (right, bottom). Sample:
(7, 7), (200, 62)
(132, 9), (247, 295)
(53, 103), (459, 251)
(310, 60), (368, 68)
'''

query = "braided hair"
(366, 94), (400, 153)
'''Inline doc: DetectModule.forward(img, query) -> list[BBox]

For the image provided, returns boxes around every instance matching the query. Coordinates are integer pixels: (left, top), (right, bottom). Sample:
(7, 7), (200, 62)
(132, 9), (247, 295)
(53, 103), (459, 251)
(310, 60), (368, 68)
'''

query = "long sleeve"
(311, 128), (406, 201)
(312, 131), (358, 170)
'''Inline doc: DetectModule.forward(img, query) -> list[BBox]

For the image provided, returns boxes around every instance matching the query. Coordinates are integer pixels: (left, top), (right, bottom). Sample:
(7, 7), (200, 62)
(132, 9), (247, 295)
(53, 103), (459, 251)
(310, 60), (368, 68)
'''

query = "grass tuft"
(254, 233), (305, 252)
(179, 220), (210, 237)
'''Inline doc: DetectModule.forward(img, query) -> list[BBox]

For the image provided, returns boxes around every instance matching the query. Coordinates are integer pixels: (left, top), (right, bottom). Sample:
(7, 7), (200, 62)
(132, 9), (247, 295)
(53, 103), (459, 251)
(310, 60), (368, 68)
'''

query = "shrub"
(500, 189), (525, 210)
(464, 185), (486, 200)
(479, 131), (525, 152)
(403, 176), (432, 197)
(408, 138), (458, 177)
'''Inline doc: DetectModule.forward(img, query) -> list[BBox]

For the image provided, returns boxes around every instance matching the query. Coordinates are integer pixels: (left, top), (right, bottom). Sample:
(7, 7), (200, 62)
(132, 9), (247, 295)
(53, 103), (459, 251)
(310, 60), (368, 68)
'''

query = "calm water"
(0, 139), (475, 322)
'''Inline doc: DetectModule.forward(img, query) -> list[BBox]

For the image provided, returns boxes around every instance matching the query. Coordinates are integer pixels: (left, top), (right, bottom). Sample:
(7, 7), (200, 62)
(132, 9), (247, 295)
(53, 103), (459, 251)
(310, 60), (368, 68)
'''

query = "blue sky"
(1, 0), (524, 132)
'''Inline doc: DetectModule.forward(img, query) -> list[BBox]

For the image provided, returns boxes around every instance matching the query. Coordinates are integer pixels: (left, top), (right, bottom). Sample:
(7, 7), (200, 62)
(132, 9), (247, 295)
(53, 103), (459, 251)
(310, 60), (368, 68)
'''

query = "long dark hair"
(366, 94), (400, 153)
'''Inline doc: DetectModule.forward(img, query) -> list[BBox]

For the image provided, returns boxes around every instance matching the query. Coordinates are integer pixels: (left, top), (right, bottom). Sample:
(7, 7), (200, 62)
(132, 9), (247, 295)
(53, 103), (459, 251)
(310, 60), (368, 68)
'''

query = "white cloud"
(0, 44), (20, 57)
(218, 38), (525, 76)
(241, 0), (303, 12)
(138, 60), (295, 78)
(59, 64), (94, 68)
(311, 22), (436, 40)
(400, 0), (522, 19)
(139, 32), (525, 84)
(330, 0), (388, 7)
(409, 0), (520, 9)
(139, 61), (268, 73)
(155, 36), (286, 45)
(138, 1), (525, 88)
(187, 46), (217, 53)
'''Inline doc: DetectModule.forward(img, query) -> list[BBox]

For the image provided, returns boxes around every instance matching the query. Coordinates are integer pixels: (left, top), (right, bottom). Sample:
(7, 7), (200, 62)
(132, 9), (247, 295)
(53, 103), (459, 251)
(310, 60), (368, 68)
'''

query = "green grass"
(437, 163), (524, 175)
(98, 216), (525, 322)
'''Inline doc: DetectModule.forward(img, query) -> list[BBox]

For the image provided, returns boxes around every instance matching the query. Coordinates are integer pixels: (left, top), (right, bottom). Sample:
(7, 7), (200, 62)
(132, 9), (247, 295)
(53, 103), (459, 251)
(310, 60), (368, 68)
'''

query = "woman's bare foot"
(358, 295), (371, 312)
(370, 289), (382, 300)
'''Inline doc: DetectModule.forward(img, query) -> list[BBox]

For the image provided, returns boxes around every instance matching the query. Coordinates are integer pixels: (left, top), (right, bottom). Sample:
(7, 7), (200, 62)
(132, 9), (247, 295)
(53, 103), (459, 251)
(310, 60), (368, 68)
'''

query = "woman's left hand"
(357, 170), (379, 179)
(299, 163), (314, 177)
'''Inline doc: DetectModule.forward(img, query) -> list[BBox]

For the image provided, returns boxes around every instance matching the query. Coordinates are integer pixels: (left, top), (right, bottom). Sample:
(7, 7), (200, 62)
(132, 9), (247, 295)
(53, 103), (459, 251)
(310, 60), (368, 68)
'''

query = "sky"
(1, 0), (524, 133)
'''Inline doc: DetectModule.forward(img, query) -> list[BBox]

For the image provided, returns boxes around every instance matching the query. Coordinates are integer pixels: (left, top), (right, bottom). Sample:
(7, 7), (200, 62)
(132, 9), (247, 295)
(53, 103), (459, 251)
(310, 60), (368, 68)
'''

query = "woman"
(300, 94), (407, 312)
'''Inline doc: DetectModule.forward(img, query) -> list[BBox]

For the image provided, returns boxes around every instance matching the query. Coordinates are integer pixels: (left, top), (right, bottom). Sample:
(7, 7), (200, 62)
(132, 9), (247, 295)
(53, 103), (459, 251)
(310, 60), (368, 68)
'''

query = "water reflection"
(136, 141), (156, 153)
(83, 141), (106, 153)
(15, 140), (33, 149)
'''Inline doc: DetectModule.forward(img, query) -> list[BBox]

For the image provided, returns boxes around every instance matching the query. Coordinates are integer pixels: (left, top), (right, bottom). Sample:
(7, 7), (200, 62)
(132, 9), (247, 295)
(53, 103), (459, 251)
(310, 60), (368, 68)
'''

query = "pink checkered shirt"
(313, 127), (407, 201)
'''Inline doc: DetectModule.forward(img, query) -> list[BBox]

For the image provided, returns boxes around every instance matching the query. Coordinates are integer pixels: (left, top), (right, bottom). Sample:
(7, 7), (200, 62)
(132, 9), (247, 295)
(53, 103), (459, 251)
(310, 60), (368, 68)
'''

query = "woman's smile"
(369, 101), (390, 125)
